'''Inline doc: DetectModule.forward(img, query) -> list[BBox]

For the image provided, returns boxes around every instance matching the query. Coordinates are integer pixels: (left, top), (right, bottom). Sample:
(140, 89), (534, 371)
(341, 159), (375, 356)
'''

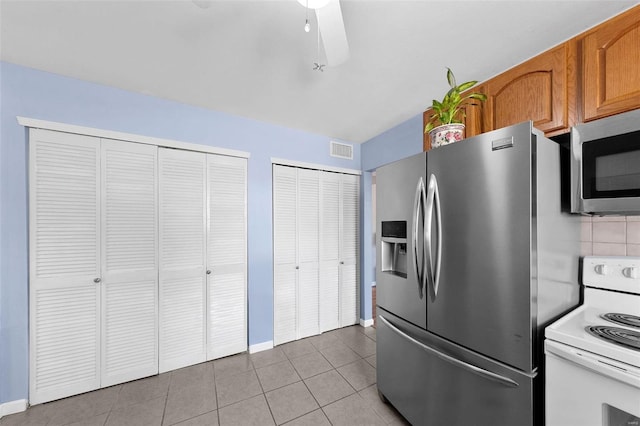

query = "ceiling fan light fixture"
(297, 0), (330, 10)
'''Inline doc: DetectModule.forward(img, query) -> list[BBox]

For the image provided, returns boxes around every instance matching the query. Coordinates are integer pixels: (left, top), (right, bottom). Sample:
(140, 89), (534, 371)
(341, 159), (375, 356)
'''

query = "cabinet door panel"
(340, 174), (360, 327)
(29, 129), (101, 404)
(319, 173), (341, 332)
(159, 148), (207, 373)
(582, 6), (640, 120)
(207, 155), (247, 360)
(101, 139), (158, 386)
(484, 44), (570, 134)
(298, 265), (319, 339)
(274, 265), (297, 345)
(273, 165), (298, 345)
(297, 169), (320, 339)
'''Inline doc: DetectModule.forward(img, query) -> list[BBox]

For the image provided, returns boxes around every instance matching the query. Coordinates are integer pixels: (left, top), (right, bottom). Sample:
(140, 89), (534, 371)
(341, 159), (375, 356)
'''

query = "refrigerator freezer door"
(377, 310), (536, 426)
(377, 311), (430, 425)
(426, 122), (536, 372)
(376, 152), (427, 329)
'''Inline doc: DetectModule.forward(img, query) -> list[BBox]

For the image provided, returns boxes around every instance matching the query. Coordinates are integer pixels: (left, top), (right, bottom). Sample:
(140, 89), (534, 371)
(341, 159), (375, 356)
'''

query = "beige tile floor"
(1, 325), (409, 426)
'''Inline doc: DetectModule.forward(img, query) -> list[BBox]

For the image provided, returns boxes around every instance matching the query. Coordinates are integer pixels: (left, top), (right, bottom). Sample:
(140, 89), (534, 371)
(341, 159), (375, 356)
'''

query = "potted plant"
(424, 68), (487, 148)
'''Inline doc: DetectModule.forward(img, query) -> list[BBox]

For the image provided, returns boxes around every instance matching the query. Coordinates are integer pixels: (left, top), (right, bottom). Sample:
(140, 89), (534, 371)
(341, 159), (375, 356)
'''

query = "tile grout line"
(248, 355), (278, 426)
(159, 370), (173, 426)
(101, 383), (124, 426)
(211, 361), (221, 426)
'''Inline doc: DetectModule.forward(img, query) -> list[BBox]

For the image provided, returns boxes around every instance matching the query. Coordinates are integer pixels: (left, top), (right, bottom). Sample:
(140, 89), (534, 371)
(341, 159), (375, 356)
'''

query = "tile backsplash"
(581, 216), (640, 256)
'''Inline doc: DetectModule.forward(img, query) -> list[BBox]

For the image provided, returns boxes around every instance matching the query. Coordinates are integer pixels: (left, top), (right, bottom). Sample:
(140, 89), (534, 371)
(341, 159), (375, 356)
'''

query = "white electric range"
(545, 256), (640, 426)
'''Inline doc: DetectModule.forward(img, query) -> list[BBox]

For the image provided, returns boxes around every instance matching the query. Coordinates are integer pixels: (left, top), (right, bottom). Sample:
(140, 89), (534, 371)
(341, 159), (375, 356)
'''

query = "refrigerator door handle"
(379, 315), (519, 389)
(432, 174), (442, 297)
(412, 177), (427, 299)
(425, 174), (442, 300)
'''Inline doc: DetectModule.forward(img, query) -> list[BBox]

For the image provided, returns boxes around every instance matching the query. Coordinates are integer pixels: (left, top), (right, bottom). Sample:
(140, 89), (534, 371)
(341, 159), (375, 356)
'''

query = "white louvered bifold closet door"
(340, 174), (360, 327)
(159, 148), (207, 372)
(29, 129), (101, 405)
(319, 172), (341, 333)
(273, 165), (298, 345)
(296, 169), (320, 339)
(206, 154), (247, 360)
(101, 139), (158, 386)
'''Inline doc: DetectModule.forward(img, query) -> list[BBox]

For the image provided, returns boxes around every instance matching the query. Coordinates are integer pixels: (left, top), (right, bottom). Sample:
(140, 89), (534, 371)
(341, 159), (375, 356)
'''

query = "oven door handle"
(379, 315), (519, 388)
(545, 340), (640, 389)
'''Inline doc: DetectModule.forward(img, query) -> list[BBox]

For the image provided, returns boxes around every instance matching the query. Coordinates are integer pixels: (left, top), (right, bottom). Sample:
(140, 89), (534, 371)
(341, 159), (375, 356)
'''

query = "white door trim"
(271, 158), (361, 176)
(17, 116), (250, 159)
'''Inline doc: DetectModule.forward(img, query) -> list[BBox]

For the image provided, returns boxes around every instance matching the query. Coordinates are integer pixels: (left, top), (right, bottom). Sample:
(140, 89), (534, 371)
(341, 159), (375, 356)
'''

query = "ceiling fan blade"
(315, 0), (349, 67)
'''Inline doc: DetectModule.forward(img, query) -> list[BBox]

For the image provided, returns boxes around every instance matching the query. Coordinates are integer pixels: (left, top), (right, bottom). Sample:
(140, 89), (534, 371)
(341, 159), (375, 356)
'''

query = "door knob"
(340, 261), (345, 265)
(296, 266), (299, 270)
(94, 278), (101, 283)
(206, 270), (212, 275)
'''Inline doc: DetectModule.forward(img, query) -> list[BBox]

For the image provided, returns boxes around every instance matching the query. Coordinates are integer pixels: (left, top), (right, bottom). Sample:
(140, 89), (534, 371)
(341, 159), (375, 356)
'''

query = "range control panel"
(583, 256), (640, 294)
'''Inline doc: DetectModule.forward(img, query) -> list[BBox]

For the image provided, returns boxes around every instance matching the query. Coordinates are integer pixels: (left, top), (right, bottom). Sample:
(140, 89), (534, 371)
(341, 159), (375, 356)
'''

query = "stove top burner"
(602, 313), (640, 329)
(585, 326), (640, 351)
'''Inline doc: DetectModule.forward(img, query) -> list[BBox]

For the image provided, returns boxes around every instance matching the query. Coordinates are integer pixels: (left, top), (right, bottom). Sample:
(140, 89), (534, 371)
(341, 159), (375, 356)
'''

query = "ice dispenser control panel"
(381, 221), (407, 279)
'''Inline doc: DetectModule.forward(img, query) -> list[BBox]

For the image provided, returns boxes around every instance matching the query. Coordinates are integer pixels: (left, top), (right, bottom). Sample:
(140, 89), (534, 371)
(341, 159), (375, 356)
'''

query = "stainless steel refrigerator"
(375, 121), (581, 426)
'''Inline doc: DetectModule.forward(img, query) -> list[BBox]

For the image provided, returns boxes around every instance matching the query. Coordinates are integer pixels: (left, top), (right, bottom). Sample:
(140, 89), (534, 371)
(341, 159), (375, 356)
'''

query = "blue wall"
(0, 61), (364, 404)
(362, 113), (424, 172)
(359, 113), (424, 309)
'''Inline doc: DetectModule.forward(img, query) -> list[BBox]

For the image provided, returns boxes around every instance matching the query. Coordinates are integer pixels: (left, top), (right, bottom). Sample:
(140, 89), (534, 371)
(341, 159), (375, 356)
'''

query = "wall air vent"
(330, 141), (353, 160)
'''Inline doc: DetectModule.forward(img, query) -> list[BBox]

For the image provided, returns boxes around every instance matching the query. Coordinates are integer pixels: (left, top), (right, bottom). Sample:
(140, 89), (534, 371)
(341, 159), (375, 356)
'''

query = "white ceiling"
(1, 0), (637, 143)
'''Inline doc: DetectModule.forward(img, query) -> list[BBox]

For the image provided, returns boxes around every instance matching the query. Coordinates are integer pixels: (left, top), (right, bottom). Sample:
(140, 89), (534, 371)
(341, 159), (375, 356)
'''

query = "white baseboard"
(249, 340), (274, 354)
(0, 399), (28, 419)
(360, 318), (374, 328)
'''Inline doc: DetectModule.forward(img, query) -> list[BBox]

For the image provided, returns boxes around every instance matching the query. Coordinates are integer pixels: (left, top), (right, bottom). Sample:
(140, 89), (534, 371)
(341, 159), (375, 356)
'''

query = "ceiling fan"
(298, 0), (350, 67)
(192, 0), (349, 68)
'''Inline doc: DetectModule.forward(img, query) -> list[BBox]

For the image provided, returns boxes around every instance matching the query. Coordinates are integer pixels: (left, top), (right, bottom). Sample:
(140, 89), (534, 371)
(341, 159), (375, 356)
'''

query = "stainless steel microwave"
(571, 108), (640, 215)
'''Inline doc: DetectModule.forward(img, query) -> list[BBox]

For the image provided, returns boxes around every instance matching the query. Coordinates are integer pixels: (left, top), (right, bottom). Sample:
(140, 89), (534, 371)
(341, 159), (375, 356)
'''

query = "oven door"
(545, 339), (640, 426)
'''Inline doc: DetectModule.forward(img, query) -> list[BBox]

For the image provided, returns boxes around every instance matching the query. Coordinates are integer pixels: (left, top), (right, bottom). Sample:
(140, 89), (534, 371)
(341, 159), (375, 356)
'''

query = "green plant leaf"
(446, 87), (457, 99)
(468, 93), (487, 101)
(427, 68), (486, 131)
(424, 122), (434, 133)
(446, 68), (456, 88)
(457, 80), (479, 92)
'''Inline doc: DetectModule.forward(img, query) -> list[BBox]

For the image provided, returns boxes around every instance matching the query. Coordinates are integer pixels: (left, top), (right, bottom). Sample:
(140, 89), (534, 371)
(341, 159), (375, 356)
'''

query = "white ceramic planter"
(429, 123), (465, 148)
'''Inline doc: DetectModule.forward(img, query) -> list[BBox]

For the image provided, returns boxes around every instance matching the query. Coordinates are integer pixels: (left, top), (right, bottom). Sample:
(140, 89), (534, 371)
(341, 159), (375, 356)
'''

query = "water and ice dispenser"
(380, 221), (407, 278)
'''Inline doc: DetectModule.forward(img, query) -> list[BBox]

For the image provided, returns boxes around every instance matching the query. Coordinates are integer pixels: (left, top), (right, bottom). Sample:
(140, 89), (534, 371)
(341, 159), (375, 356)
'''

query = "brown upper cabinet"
(422, 5), (640, 151)
(581, 5), (640, 122)
(482, 42), (577, 137)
